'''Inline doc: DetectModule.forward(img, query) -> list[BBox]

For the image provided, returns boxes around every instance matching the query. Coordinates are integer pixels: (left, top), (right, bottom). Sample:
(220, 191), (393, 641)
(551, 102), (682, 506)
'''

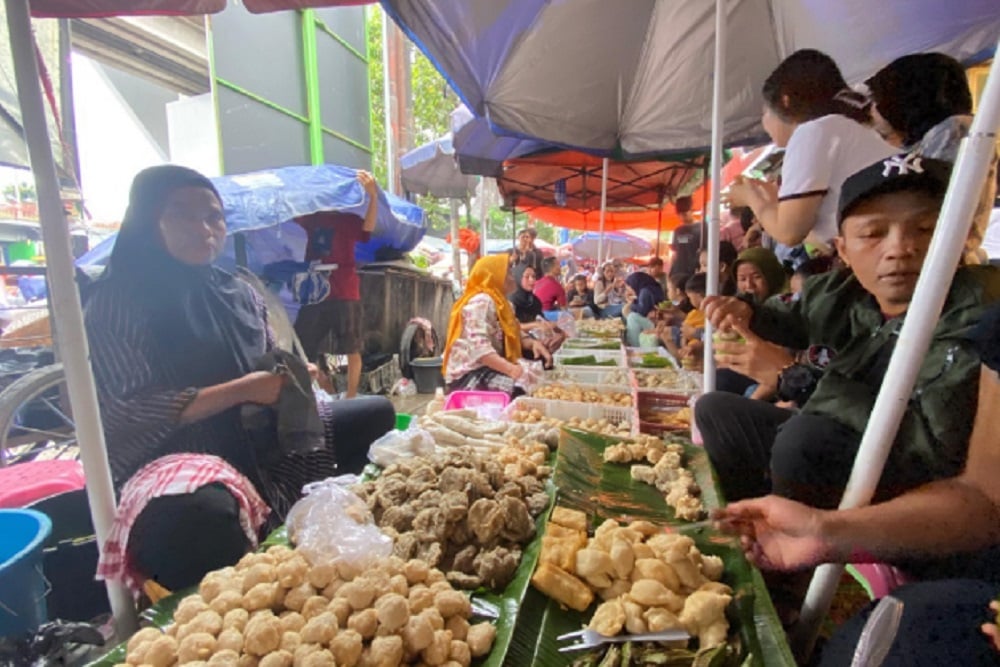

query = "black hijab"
(508, 263), (542, 323)
(104, 165), (267, 388)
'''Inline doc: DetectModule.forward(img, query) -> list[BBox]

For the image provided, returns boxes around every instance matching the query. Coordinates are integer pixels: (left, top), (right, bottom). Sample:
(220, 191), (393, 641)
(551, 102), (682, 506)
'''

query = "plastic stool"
(0, 460), (85, 509)
(846, 563), (912, 600)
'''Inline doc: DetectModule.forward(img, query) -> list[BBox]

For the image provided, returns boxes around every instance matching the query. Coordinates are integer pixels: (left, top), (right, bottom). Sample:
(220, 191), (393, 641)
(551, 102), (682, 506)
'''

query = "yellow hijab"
(444, 254), (522, 368)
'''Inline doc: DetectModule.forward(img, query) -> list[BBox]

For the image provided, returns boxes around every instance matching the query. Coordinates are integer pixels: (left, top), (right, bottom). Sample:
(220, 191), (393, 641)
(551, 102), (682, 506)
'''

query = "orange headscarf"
(444, 254), (522, 369)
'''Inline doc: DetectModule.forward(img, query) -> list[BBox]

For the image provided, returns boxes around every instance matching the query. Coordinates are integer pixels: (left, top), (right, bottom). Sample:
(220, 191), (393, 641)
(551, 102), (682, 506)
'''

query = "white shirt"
(779, 115), (897, 244)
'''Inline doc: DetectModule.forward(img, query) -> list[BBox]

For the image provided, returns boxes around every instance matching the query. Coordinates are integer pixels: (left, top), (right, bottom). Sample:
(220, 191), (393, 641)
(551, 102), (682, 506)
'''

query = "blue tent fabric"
(399, 134), (477, 199)
(75, 165), (427, 269)
(450, 105), (549, 177)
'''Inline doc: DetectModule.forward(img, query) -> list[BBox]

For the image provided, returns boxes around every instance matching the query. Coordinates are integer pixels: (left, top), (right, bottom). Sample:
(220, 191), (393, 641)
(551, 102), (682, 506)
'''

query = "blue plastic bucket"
(0, 509), (52, 638)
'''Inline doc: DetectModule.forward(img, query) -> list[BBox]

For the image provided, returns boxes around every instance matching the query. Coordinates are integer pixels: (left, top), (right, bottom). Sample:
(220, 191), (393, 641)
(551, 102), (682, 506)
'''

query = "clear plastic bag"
(556, 311), (578, 338)
(367, 426), (436, 467)
(514, 359), (546, 393)
(285, 476), (393, 569)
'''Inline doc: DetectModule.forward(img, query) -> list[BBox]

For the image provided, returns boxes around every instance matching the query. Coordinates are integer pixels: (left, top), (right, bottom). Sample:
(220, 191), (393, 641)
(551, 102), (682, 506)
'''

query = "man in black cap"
(695, 153), (1000, 510)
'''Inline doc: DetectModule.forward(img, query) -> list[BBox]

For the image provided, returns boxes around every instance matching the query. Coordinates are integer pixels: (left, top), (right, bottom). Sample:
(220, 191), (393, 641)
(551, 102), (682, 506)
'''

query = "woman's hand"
(307, 362), (336, 395)
(722, 176), (778, 209)
(702, 295), (753, 331)
(527, 339), (553, 368)
(243, 371), (286, 405)
(713, 323), (793, 391)
(357, 170), (379, 198)
(712, 495), (839, 571)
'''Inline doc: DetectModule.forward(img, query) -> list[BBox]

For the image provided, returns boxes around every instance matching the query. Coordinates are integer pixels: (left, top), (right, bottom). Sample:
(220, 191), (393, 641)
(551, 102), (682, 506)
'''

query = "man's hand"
(357, 170), (379, 197)
(527, 339), (553, 367)
(713, 322), (793, 390)
(702, 295), (753, 331)
(982, 601), (1000, 653)
(712, 495), (839, 571)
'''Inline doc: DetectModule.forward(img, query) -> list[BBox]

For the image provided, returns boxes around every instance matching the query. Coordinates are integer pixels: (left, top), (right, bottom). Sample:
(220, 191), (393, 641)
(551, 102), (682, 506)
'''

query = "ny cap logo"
(881, 153), (924, 178)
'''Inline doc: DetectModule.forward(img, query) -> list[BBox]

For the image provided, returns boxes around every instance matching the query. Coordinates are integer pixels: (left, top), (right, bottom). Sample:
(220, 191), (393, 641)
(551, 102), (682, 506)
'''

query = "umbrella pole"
(702, 0), (725, 393)
(478, 178), (489, 252)
(597, 157), (609, 265)
(791, 39), (1000, 662)
(450, 198), (463, 283)
(5, 0), (137, 635)
(656, 205), (663, 257)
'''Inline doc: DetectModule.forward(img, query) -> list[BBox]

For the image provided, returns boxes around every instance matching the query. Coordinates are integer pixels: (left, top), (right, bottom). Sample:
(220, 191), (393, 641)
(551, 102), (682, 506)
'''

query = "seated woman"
(88, 165), (395, 593)
(444, 255), (552, 396)
(565, 273), (598, 319)
(698, 241), (739, 296)
(624, 270), (666, 347)
(594, 262), (628, 319)
(508, 264), (565, 352)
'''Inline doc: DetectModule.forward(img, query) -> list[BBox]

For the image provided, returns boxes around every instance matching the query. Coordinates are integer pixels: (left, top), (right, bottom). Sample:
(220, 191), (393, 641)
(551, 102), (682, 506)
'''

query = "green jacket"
(751, 266), (1000, 484)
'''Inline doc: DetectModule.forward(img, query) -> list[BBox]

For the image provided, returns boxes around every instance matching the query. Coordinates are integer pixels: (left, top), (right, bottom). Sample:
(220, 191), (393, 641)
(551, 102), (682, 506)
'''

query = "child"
(662, 273), (707, 367)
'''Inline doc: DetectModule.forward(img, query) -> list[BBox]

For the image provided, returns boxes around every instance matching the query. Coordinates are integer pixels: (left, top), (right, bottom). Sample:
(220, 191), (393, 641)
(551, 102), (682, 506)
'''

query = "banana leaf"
(553, 428), (721, 523)
(88, 479), (556, 667)
(497, 429), (795, 667)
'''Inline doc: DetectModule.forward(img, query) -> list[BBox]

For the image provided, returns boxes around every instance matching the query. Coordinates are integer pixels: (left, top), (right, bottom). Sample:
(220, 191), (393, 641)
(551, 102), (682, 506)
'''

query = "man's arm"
(357, 170), (378, 233)
(716, 366), (1000, 571)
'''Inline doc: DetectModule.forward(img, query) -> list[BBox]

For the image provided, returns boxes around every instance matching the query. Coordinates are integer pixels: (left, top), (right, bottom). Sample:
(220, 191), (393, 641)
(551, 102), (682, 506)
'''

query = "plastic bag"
(514, 359), (545, 393)
(285, 476), (393, 569)
(556, 311), (578, 338)
(367, 426), (436, 467)
(391, 378), (417, 396)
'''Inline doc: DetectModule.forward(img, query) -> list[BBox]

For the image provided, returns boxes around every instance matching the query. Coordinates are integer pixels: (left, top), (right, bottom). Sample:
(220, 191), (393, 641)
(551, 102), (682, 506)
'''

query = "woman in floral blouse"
(443, 255), (551, 396)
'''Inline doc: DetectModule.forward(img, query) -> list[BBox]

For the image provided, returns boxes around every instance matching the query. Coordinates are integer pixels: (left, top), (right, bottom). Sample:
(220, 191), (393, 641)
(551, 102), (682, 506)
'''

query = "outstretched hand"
(983, 601), (1000, 653)
(702, 295), (753, 332)
(357, 170), (379, 198)
(712, 495), (839, 572)
(713, 322), (793, 391)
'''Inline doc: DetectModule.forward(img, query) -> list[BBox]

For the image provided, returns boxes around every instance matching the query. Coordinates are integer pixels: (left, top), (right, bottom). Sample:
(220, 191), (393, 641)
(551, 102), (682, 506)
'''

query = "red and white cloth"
(96, 453), (270, 593)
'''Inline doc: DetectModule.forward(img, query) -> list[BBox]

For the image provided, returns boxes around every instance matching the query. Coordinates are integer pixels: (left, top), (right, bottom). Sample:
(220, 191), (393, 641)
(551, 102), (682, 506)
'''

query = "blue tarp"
(399, 134), (477, 199)
(76, 164), (427, 269)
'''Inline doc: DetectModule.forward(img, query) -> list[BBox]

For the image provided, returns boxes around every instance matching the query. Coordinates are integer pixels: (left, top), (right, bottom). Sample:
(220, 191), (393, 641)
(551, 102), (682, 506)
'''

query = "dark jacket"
(751, 266), (1000, 486)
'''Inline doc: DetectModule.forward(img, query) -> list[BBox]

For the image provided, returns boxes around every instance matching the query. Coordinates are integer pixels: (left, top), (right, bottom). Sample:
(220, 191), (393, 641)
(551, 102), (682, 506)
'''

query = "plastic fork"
(556, 627), (690, 652)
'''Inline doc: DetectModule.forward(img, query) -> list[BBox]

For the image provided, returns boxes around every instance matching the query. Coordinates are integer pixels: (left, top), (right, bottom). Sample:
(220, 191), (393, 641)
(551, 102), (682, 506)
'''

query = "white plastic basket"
(626, 346), (679, 370)
(561, 337), (624, 351)
(507, 396), (635, 430)
(554, 348), (625, 368)
(544, 366), (631, 386)
(530, 381), (633, 406)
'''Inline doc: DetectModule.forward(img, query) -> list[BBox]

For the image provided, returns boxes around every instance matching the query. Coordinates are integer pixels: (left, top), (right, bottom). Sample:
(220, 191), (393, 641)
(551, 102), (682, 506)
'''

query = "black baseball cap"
(838, 153), (951, 227)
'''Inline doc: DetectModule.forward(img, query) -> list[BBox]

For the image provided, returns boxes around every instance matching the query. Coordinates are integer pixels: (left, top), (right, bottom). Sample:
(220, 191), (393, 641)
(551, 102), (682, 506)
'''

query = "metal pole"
(791, 38), (1000, 662)
(597, 157), (609, 264)
(656, 205), (663, 257)
(479, 178), (489, 251)
(450, 198), (463, 285)
(5, 0), (137, 635)
(381, 10), (396, 194)
(702, 0), (725, 393)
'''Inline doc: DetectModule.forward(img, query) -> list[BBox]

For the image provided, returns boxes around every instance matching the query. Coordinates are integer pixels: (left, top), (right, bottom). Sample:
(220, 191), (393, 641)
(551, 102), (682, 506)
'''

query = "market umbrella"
(8, 0), (379, 635)
(383, 0), (1000, 156)
(399, 134), (476, 199)
(449, 104), (549, 177)
(571, 231), (650, 261)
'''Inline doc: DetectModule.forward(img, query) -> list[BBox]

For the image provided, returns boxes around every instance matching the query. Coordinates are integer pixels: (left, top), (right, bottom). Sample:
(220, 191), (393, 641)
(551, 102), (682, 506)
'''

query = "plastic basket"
(544, 367), (631, 386)
(0, 509), (52, 637)
(637, 392), (693, 436)
(554, 348), (625, 368)
(626, 346), (679, 369)
(561, 338), (624, 351)
(507, 396), (634, 430)
(444, 390), (510, 419)
(530, 382), (633, 407)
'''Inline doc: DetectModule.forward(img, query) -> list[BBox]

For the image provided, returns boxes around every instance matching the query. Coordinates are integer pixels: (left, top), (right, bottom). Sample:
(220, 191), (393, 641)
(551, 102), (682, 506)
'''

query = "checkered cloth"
(96, 453), (270, 593)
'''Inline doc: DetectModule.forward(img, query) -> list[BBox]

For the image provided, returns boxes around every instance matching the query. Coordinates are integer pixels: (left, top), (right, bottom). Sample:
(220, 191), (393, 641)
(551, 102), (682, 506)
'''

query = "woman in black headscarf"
(623, 271), (666, 347)
(86, 165), (393, 591)
(507, 263), (565, 352)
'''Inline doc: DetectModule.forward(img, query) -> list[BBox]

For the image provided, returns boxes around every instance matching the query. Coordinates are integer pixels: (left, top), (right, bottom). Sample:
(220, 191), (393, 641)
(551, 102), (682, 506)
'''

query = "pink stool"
(0, 460), (86, 509)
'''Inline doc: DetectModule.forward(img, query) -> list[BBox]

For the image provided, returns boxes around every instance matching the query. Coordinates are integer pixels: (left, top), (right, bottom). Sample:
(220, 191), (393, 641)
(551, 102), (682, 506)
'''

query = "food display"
(563, 339), (623, 350)
(508, 403), (633, 438)
(352, 449), (551, 590)
(634, 352), (673, 369)
(530, 508), (730, 650)
(604, 440), (704, 521)
(532, 382), (633, 407)
(545, 367), (630, 386)
(117, 547), (496, 666)
(633, 369), (700, 393)
(575, 320), (625, 338)
(415, 409), (561, 454)
(639, 406), (693, 431)
(558, 354), (620, 367)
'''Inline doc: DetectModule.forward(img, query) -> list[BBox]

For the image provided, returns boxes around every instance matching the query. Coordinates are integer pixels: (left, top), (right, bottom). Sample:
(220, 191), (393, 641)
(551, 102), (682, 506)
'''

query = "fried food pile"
(117, 547), (496, 666)
(532, 383), (633, 407)
(531, 509), (730, 651)
(604, 438), (705, 521)
(352, 448), (551, 591)
(633, 369), (700, 393)
(508, 405), (633, 438)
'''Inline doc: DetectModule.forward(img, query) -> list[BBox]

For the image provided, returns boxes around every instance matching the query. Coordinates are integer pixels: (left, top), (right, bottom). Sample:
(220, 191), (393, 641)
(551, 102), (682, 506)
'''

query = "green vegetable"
(597, 645), (622, 667)
(639, 353), (671, 368)
(562, 355), (599, 365)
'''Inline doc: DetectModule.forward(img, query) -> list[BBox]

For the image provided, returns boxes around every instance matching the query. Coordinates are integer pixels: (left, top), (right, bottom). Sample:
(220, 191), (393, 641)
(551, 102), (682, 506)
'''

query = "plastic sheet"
(285, 476), (392, 570)
(367, 426), (436, 467)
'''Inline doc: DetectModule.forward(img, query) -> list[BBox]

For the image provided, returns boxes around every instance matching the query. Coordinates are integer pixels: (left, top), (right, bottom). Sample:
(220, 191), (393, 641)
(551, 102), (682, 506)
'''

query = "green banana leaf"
(553, 428), (722, 523)
(88, 479), (556, 667)
(497, 429), (795, 667)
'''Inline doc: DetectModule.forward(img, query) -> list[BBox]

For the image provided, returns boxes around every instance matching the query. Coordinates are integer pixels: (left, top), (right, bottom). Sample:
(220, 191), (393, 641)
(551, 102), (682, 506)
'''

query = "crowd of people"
(66, 43), (1000, 666)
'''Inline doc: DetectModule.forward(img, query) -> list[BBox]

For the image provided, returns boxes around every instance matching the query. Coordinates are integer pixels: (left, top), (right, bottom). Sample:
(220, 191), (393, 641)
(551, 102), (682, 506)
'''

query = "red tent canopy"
(498, 150), (706, 211)
(29, 0), (370, 18)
